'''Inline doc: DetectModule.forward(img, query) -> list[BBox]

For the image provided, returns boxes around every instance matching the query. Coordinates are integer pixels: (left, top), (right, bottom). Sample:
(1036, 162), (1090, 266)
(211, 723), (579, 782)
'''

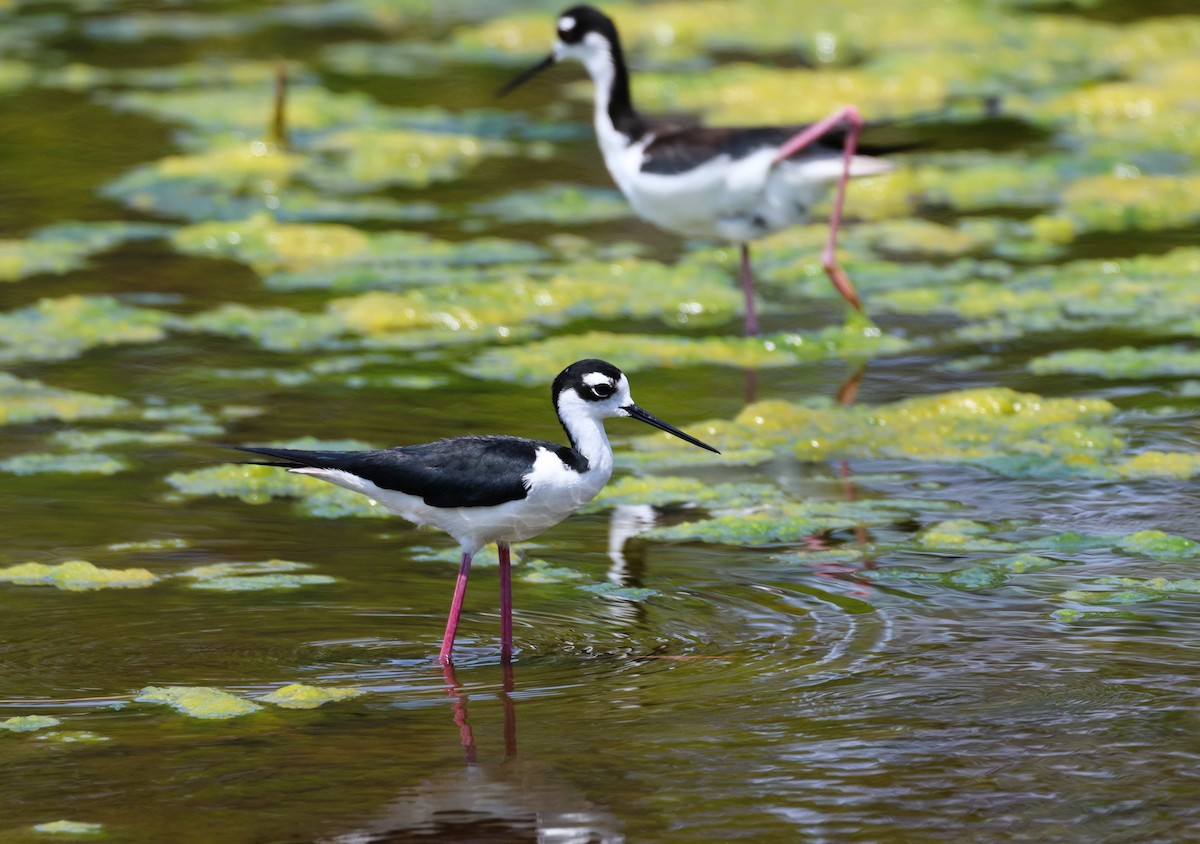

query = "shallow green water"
(3, 0), (1200, 841)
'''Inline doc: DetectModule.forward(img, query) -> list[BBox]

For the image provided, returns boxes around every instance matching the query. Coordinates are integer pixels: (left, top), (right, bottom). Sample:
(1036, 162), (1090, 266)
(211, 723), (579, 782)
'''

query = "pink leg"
(500, 659), (517, 759)
(439, 550), (473, 665)
(771, 105), (865, 313)
(739, 243), (759, 336)
(441, 663), (476, 763)
(498, 541), (513, 661)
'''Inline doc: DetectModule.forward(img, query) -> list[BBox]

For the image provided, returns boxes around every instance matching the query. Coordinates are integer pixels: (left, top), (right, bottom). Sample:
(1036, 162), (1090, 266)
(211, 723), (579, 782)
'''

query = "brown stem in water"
(270, 60), (289, 149)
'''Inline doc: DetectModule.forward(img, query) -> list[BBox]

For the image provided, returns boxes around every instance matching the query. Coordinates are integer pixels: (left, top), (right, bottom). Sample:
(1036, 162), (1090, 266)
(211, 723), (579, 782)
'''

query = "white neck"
(555, 391), (617, 479)
(568, 414), (616, 479)
(578, 43), (636, 188)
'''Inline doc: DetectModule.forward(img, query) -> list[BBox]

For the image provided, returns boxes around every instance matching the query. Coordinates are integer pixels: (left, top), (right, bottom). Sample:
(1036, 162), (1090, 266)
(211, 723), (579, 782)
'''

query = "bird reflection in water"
(321, 663), (622, 843)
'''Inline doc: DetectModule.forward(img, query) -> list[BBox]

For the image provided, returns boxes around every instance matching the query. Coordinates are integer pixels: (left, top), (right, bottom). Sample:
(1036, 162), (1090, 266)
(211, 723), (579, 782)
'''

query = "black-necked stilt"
(233, 359), (718, 664)
(500, 4), (897, 335)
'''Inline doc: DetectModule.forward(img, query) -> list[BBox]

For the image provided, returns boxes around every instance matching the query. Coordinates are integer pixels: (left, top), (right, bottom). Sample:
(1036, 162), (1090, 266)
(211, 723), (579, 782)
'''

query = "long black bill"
(496, 53), (556, 98)
(625, 405), (721, 454)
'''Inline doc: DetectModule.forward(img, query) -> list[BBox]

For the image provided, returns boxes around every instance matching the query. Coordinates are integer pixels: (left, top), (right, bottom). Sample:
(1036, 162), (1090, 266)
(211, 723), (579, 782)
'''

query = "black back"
(640, 124), (910, 176)
(235, 437), (587, 509)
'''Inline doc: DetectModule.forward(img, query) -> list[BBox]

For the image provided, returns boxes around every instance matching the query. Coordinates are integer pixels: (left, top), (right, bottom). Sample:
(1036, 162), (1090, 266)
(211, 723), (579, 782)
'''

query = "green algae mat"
(2, 0), (1200, 841)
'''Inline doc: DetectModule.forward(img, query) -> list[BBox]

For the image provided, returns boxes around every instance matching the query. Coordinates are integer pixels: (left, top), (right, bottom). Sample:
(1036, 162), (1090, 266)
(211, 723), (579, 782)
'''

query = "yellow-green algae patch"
(0, 374), (127, 427)
(838, 155), (1064, 222)
(182, 560), (311, 579)
(0, 295), (178, 365)
(471, 184), (631, 224)
(0, 452), (130, 476)
(0, 561), (157, 591)
(917, 520), (1022, 552)
(875, 248), (1200, 342)
(0, 221), (165, 283)
(1032, 173), (1200, 239)
(646, 499), (942, 546)
(1024, 51), (1200, 160)
(579, 583), (658, 602)
(627, 387), (1200, 480)
(331, 258), (742, 335)
(459, 0), (1091, 76)
(589, 475), (778, 511)
(258, 684), (364, 709)
(307, 127), (515, 192)
(465, 325), (905, 385)
(521, 561), (589, 584)
(107, 84), (388, 136)
(1, 715), (61, 732)
(187, 304), (348, 352)
(1059, 577), (1200, 609)
(136, 686), (262, 719)
(166, 440), (389, 519)
(0, 58), (34, 93)
(860, 554), (1064, 591)
(31, 820), (103, 835)
(1115, 530), (1200, 561)
(172, 214), (548, 280)
(1030, 346), (1200, 379)
(189, 575), (336, 591)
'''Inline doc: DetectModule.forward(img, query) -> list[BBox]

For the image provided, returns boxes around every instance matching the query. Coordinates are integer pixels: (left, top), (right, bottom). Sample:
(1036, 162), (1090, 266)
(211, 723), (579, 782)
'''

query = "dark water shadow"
(318, 661), (622, 843)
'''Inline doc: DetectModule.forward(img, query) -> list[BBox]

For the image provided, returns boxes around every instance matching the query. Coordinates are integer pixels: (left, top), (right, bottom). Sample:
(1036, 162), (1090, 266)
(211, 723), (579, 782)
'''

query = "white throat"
(555, 394), (617, 479)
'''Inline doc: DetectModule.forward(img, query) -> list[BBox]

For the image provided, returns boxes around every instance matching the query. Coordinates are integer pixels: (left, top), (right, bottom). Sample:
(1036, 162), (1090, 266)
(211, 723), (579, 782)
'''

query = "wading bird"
(500, 4), (896, 335)
(234, 359), (718, 664)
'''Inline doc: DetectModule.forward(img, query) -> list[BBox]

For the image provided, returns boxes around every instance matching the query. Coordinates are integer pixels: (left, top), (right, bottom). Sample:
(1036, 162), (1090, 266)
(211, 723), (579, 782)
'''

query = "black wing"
(233, 436), (585, 508)
(640, 124), (917, 176)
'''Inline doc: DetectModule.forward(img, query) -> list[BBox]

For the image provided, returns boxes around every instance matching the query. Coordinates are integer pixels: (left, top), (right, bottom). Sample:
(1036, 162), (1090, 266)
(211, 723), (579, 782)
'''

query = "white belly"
(294, 447), (613, 555)
(603, 140), (891, 244)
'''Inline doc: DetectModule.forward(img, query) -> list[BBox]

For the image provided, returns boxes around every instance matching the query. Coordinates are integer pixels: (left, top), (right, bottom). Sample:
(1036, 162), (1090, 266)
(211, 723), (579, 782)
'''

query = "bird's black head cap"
(556, 5), (619, 46)
(553, 358), (625, 404)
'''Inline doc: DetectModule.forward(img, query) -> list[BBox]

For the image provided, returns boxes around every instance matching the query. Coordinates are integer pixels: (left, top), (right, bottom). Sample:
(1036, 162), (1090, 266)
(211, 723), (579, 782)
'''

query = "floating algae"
(471, 184), (631, 224)
(330, 257), (743, 335)
(0, 452), (130, 476)
(257, 684), (364, 709)
(579, 582), (659, 602)
(30, 820), (103, 835)
(645, 498), (945, 546)
(48, 429), (191, 451)
(187, 304), (349, 353)
(625, 386), (1200, 480)
(0, 715), (61, 732)
(173, 214), (547, 280)
(135, 686), (262, 719)
(0, 374), (127, 427)
(166, 440), (389, 519)
(860, 554), (1064, 591)
(521, 560), (589, 584)
(589, 475), (778, 511)
(0, 561), (157, 591)
(0, 221), (165, 283)
(875, 248), (1200, 343)
(0, 295), (177, 365)
(1030, 346), (1200, 380)
(187, 572), (337, 591)
(464, 325), (905, 385)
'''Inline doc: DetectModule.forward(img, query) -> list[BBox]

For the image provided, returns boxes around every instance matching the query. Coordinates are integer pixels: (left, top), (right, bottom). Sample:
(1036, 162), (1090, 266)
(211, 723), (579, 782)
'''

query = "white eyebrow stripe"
(558, 16), (576, 32)
(583, 372), (613, 387)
